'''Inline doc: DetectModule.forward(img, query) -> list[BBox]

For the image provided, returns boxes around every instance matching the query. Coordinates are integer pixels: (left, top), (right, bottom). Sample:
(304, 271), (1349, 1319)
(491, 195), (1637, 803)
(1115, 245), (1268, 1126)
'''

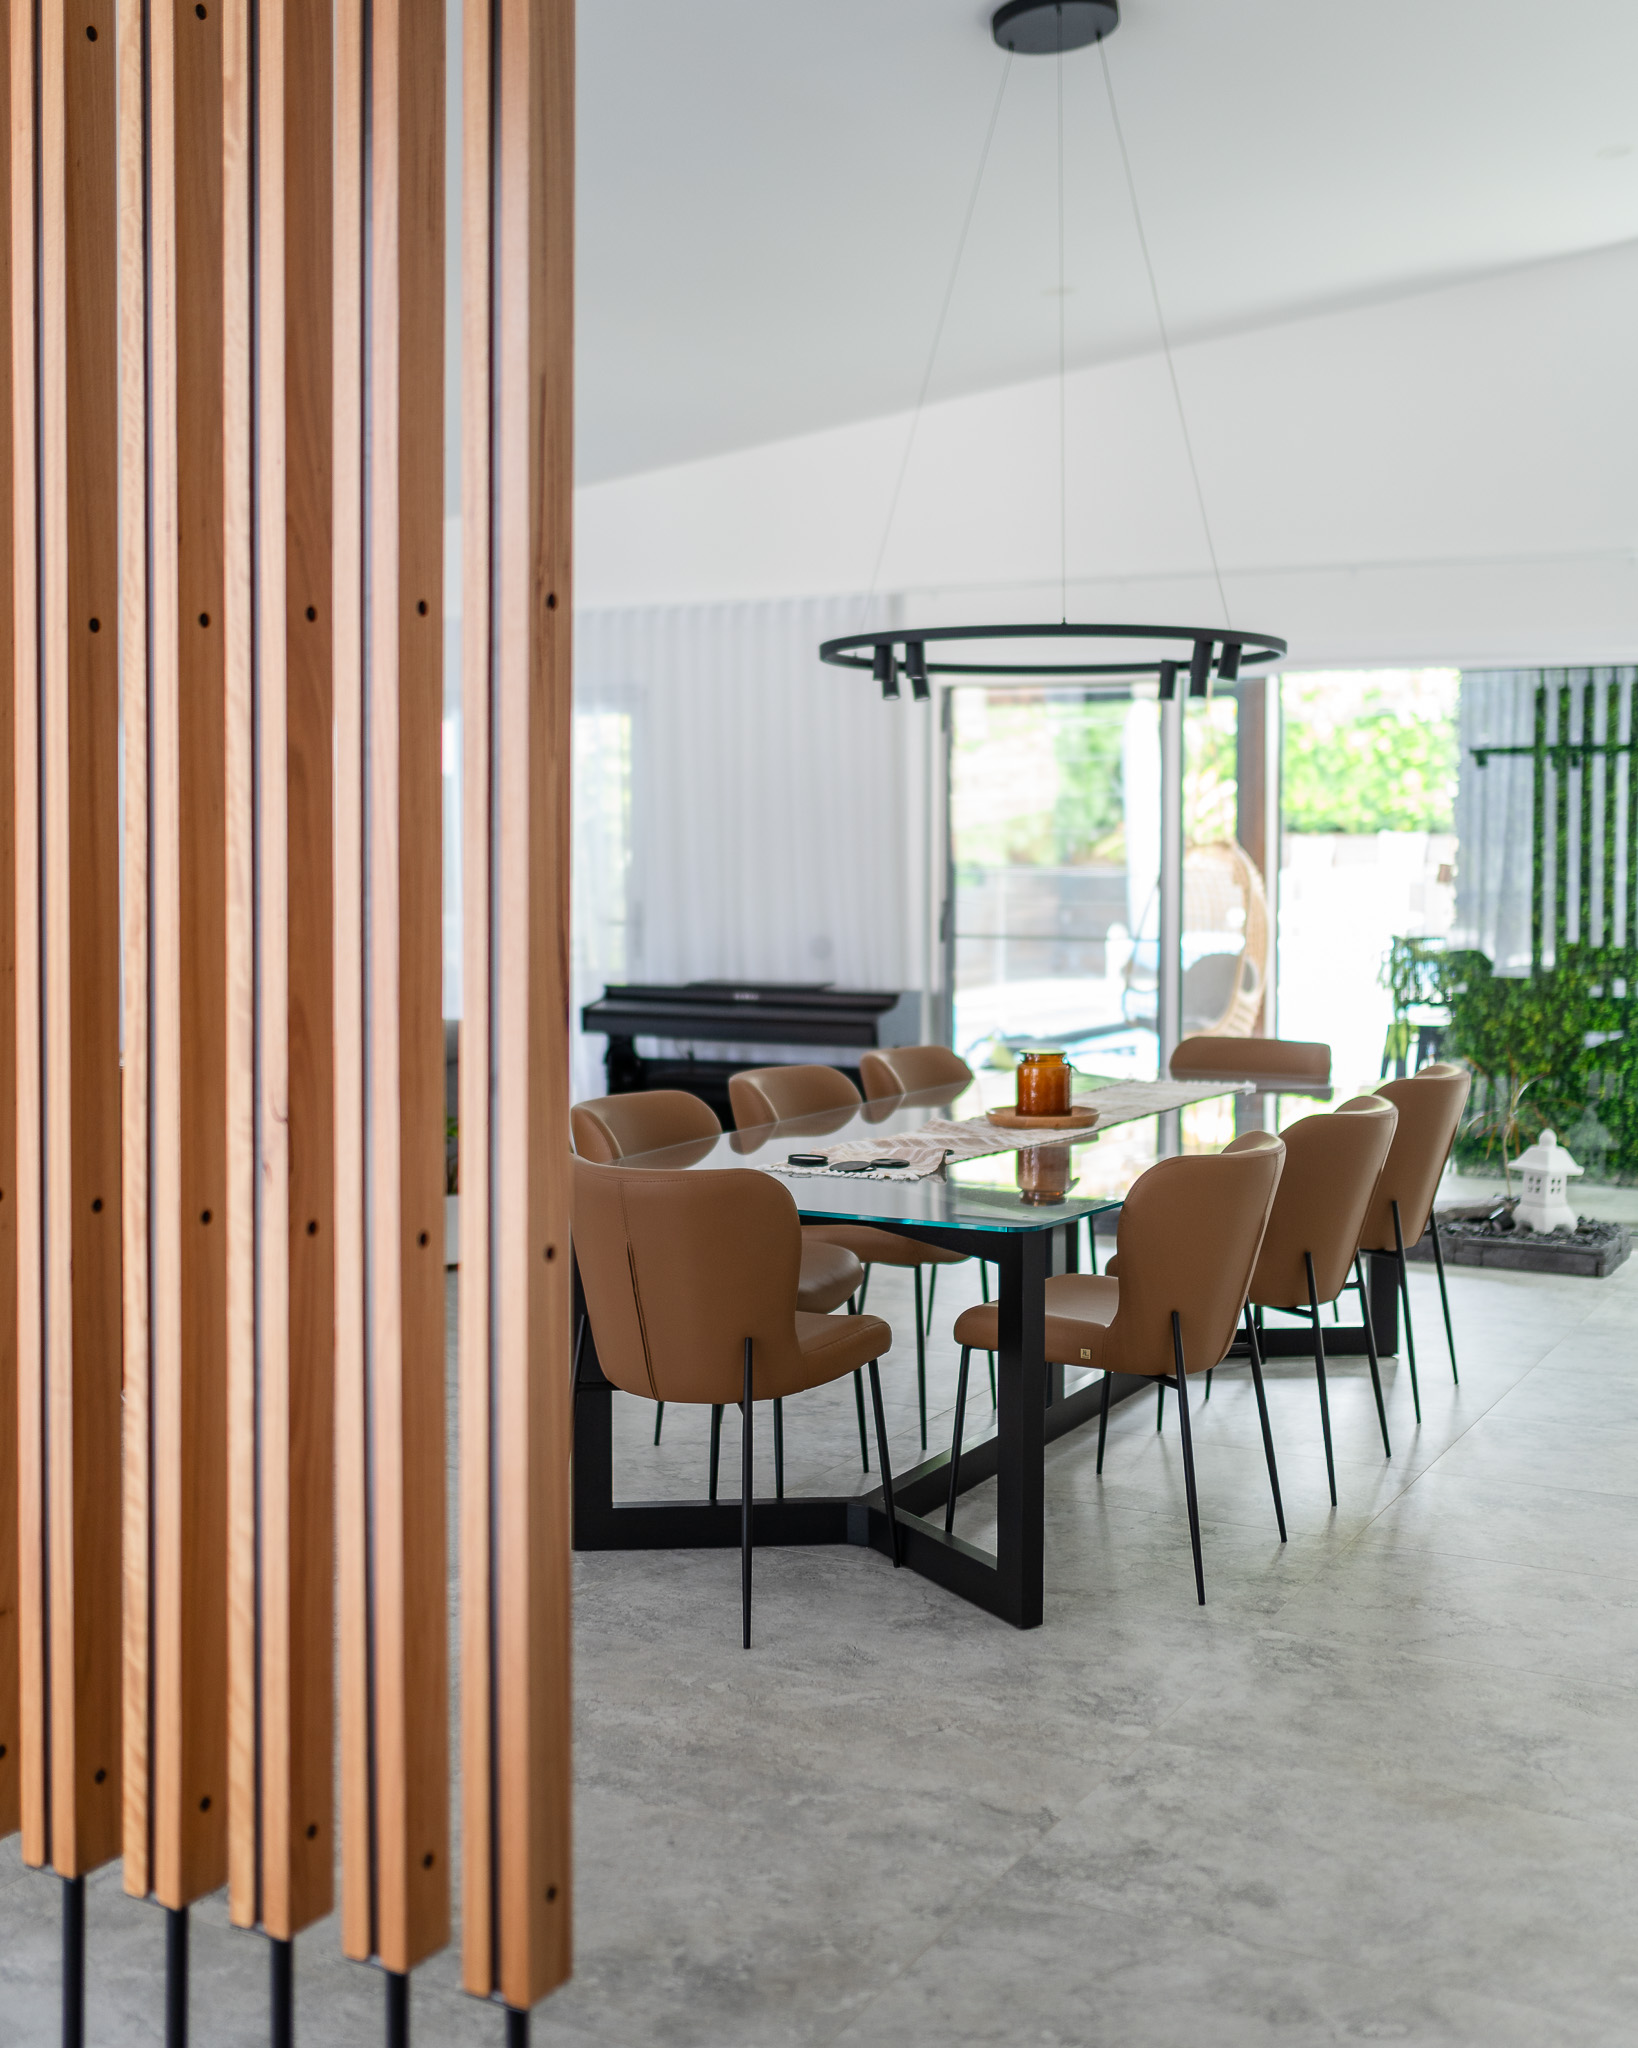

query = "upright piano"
(579, 981), (921, 1122)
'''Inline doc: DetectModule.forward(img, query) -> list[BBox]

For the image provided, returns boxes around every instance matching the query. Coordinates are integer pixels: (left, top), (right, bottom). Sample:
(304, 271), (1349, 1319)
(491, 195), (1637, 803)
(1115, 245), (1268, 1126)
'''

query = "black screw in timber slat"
(62, 1876), (86, 2048)
(271, 1937), (294, 2048)
(167, 1905), (190, 2048)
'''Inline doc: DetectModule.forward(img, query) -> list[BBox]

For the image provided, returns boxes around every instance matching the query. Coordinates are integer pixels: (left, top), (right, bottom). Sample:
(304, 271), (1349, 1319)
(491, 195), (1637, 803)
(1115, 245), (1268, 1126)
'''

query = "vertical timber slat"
(0, 0), (16, 1847)
(462, 0), (575, 2010)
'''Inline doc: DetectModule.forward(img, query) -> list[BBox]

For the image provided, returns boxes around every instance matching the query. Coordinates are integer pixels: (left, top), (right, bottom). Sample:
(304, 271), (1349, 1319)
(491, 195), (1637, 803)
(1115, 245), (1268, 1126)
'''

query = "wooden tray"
(985, 1105), (1101, 1131)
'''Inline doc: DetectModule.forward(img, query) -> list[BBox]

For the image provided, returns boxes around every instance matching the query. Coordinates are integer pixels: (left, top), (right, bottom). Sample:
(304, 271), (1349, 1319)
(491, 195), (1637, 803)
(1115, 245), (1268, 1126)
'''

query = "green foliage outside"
(1283, 671), (1458, 835)
(1386, 938), (1638, 1181)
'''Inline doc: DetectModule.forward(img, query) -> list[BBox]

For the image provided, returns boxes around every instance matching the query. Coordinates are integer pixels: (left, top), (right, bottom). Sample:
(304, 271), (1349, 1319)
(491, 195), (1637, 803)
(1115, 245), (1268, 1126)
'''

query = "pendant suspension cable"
(1057, 45), (1068, 624)
(1098, 42), (1231, 628)
(861, 54), (1015, 621)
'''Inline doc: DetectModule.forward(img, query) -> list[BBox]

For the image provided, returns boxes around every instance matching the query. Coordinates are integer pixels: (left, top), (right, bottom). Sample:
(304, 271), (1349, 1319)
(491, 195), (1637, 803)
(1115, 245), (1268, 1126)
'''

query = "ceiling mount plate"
(991, 0), (1119, 56)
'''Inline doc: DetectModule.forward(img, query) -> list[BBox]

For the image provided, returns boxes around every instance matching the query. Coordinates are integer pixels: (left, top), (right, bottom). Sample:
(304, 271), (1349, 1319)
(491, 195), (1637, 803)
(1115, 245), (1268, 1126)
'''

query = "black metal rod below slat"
(62, 1876), (85, 2048)
(506, 2009), (530, 2047)
(386, 1969), (410, 2048)
(166, 1906), (189, 2047)
(271, 1937), (294, 2048)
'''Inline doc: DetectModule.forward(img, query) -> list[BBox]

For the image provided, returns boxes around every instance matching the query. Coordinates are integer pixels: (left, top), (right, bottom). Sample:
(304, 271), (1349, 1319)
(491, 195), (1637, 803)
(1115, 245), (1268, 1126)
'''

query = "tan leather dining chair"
(858, 1044), (975, 1101)
(571, 1088), (872, 1468)
(1170, 1034), (1332, 1090)
(949, 1131), (1286, 1604)
(1355, 1062), (1471, 1423)
(729, 1064), (968, 1453)
(572, 1156), (900, 1647)
(1234, 1095), (1398, 1506)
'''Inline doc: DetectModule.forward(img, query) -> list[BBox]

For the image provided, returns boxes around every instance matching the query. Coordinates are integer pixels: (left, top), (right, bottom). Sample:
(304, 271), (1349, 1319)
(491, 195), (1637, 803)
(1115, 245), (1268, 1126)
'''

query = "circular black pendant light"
(826, 0), (1287, 700)
(992, 0), (1119, 56)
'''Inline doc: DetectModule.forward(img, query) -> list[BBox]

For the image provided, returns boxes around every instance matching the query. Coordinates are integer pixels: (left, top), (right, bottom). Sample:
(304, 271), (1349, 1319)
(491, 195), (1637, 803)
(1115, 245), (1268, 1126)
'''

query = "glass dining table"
(570, 1082), (1400, 1629)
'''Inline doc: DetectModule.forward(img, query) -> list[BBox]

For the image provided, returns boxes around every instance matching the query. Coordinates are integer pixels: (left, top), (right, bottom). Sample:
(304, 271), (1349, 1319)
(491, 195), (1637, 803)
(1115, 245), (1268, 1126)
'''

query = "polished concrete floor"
(4, 1240), (1638, 2045)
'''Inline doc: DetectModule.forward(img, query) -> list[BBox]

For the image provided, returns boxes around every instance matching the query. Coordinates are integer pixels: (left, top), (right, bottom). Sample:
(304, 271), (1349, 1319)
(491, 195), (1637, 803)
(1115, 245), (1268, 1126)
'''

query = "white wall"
(577, 239), (1638, 671)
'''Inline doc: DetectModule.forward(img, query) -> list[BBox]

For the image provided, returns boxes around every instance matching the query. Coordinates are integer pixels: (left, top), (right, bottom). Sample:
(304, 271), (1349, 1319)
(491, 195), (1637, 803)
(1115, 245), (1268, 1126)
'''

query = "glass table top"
(615, 1080), (1236, 1236)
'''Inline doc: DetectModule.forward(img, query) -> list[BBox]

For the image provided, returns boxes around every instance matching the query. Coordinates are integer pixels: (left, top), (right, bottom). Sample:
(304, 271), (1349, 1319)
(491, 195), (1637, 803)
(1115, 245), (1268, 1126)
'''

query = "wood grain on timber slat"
(0, 0), (18, 1849)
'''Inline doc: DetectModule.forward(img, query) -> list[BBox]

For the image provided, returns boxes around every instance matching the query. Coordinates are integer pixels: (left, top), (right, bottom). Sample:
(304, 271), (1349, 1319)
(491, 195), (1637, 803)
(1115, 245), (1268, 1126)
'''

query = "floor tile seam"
(1344, 1523), (1638, 1589)
(1246, 1623), (1638, 1700)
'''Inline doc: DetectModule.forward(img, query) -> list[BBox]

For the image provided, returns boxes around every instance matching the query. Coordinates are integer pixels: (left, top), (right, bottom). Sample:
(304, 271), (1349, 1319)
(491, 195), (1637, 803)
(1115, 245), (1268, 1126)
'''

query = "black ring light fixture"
(825, 0), (1289, 702)
(818, 623), (1288, 702)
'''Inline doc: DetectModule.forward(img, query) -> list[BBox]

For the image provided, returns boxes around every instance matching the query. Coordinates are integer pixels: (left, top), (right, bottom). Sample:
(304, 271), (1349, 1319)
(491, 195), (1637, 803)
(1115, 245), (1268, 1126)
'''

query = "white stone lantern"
(1513, 1130), (1582, 1235)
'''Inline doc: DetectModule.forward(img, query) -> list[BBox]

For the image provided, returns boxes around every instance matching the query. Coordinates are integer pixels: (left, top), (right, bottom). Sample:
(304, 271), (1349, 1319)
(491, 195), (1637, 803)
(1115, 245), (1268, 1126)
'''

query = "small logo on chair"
(1080, 1348), (1091, 1360)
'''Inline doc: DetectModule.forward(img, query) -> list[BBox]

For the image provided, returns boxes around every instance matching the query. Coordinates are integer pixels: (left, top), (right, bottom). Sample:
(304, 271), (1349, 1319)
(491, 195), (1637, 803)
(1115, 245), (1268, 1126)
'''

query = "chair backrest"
(1103, 1131), (1284, 1379)
(728, 1063), (861, 1129)
(1248, 1094), (1398, 1308)
(1170, 1034), (1331, 1087)
(858, 1044), (975, 1100)
(571, 1157), (803, 1404)
(1359, 1062), (1472, 1251)
(570, 1088), (721, 1163)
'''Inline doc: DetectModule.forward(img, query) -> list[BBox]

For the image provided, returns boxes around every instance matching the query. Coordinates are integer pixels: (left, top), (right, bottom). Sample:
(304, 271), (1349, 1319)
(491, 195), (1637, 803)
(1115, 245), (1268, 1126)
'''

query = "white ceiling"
(575, 0), (1638, 485)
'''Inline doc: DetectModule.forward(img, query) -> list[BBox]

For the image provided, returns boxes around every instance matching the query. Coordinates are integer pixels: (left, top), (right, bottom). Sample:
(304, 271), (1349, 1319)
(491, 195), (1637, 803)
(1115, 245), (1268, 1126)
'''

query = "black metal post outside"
(166, 1905), (189, 2047)
(62, 1876), (85, 2048)
(505, 2005), (531, 2046)
(271, 1936), (294, 2048)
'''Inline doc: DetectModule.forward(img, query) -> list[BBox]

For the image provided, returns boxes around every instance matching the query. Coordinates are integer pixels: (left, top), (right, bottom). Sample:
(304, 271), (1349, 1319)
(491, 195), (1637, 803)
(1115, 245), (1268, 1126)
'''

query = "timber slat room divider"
(3, 1), (575, 2041)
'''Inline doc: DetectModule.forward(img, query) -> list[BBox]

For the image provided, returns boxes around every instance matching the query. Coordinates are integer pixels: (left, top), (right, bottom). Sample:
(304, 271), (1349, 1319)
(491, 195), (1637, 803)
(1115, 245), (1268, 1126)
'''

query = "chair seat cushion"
(796, 1239), (865, 1315)
(802, 1223), (968, 1269)
(953, 1273), (1124, 1370)
(764, 1311), (892, 1398)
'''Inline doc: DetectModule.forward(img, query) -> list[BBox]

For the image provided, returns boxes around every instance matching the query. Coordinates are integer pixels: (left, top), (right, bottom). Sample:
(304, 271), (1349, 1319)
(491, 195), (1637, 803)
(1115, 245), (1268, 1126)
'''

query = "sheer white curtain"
(571, 596), (923, 1099)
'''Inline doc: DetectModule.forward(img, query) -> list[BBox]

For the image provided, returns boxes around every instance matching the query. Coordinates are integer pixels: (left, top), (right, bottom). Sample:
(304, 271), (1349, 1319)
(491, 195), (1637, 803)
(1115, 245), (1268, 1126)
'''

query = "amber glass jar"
(1016, 1050), (1071, 1117)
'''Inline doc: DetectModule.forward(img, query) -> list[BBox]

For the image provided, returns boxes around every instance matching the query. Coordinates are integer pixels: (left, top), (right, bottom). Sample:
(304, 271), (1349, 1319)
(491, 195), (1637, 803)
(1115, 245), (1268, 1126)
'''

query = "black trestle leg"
(1355, 1252), (1391, 1457)
(742, 1339), (755, 1648)
(1429, 1216), (1459, 1383)
(1096, 1370), (1111, 1474)
(1304, 1253), (1337, 1508)
(773, 1397), (785, 1500)
(62, 1875), (85, 2048)
(385, 1968), (409, 2048)
(945, 1347), (972, 1534)
(271, 1936), (294, 2048)
(652, 1400), (665, 1446)
(506, 2009), (530, 2048)
(708, 1404), (722, 1502)
(1391, 1201), (1422, 1423)
(167, 1904), (189, 2048)
(1244, 1307), (1286, 1542)
(912, 1267), (928, 1451)
(867, 1359), (902, 1566)
(1170, 1314), (1205, 1605)
(851, 1370), (870, 1471)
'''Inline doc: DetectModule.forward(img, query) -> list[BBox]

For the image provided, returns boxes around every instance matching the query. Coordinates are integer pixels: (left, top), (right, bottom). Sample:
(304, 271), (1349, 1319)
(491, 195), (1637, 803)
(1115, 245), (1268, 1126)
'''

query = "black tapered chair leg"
(857, 1265), (872, 1314)
(1355, 1252), (1391, 1457)
(1171, 1314), (1205, 1605)
(1391, 1202), (1422, 1423)
(945, 1347), (972, 1534)
(1203, 1368), (1212, 1401)
(912, 1266), (928, 1451)
(867, 1360), (902, 1566)
(988, 1350), (996, 1406)
(741, 1340), (754, 1648)
(653, 1400), (665, 1446)
(1096, 1370), (1111, 1474)
(708, 1404), (723, 1502)
(1305, 1253), (1337, 1508)
(1429, 1216), (1459, 1383)
(1244, 1308), (1286, 1541)
(979, 1263), (989, 1304)
(1156, 1380), (1165, 1431)
(773, 1397), (784, 1499)
(925, 1264), (938, 1337)
(852, 1369), (870, 1471)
